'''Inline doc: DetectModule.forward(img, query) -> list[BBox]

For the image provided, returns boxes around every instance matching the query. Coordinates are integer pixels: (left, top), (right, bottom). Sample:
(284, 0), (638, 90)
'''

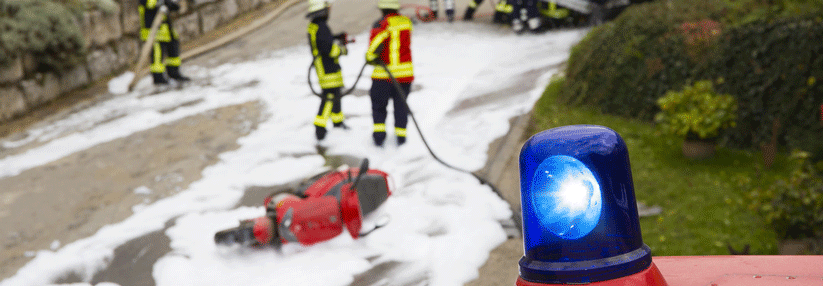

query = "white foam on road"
(1, 23), (583, 286)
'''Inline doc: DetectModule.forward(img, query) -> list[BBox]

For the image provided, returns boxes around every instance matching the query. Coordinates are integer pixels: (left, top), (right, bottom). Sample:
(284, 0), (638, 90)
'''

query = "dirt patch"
(0, 101), (263, 280)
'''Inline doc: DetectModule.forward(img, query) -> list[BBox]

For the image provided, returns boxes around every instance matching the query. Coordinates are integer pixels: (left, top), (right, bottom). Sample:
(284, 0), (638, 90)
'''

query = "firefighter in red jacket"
(366, 0), (414, 147)
(307, 0), (348, 140)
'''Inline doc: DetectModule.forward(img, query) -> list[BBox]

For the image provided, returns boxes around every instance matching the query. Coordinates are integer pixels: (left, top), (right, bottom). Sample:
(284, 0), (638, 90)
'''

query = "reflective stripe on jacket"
(367, 14), (414, 83)
(139, 0), (179, 42)
(308, 20), (344, 89)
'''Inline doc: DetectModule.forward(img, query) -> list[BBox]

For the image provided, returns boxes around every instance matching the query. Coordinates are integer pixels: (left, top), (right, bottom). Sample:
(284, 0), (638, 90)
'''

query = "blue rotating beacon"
(516, 125), (665, 285)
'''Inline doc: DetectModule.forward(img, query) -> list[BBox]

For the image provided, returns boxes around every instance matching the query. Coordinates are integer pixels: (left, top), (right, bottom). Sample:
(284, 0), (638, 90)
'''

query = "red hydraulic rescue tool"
(215, 159), (391, 247)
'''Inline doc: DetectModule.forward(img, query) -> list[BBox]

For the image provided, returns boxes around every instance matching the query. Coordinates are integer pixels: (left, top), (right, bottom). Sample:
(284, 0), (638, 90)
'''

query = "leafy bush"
(655, 81), (737, 140)
(560, 0), (728, 121)
(58, 0), (118, 14)
(698, 17), (823, 153)
(561, 0), (823, 155)
(0, 0), (87, 71)
(742, 151), (823, 240)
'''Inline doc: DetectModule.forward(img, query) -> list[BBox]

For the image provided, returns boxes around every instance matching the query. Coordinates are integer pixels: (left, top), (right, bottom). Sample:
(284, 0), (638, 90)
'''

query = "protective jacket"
(308, 17), (345, 89)
(139, 0), (180, 42)
(366, 13), (414, 83)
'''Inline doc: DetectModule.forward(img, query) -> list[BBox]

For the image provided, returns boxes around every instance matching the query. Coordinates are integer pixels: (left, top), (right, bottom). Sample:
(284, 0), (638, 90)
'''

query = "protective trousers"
(370, 80), (411, 146)
(151, 38), (183, 79)
(429, 0), (455, 21)
(315, 88), (344, 127)
(463, 0), (483, 20)
(314, 87), (344, 140)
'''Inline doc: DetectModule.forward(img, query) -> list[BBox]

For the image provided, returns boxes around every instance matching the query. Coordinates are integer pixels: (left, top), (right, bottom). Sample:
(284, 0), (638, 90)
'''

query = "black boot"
(315, 126), (327, 140)
(373, 132), (386, 147)
(152, 72), (169, 85)
(167, 66), (190, 82)
(397, 136), (406, 145)
(446, 9), (455, 22)
(463, 7), (476, 20)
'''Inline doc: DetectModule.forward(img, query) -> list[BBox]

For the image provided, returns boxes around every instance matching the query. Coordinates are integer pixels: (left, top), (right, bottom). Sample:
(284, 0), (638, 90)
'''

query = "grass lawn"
(527, 76), (799, 255)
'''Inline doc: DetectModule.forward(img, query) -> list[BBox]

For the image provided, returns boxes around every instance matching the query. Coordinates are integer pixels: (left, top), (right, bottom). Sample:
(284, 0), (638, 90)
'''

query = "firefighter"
(429, 0), (455, 22)
(366, 0), (414, 147)
(464, 0), (514, 23)
(493, 0), (514, 24)
(462, 0), (483, 21)
(510, 0), (541, 32)
(307, 0), (348, 140)
(139, 0), (189, 85)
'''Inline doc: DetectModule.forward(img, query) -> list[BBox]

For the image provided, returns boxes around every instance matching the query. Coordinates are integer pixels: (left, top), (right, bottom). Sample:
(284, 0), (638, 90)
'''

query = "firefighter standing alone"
(139, 0), (189, 85)
(307, 0), (349, 140)
(366, 0), (414, 147)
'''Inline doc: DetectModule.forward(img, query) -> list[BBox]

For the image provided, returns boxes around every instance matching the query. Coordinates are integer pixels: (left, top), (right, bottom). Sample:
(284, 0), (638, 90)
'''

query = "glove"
(366, 43), (384, 65)
(338, 43), (348, 56)
(333, 39), (348, 56)
(334, 32), (349, 43)
(365, 53), (381, 65)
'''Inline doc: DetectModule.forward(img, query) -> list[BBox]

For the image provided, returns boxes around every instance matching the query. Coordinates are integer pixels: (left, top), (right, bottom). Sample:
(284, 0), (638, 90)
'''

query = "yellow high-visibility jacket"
(308, 19), (344, 89)
(139, 0), (180, 42)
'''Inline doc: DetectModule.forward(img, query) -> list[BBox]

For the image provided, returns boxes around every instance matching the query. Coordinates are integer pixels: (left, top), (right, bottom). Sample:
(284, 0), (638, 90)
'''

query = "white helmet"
(377, 0), (399, 10)
(307, 0), (329, 18)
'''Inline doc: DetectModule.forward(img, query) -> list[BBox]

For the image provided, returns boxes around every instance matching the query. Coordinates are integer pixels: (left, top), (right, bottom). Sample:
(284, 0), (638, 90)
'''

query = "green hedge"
(699, 17), (823, 154)
(560, 0), (823, 153)
(0, 0), (115, 72)
(561, 0), (727, 120)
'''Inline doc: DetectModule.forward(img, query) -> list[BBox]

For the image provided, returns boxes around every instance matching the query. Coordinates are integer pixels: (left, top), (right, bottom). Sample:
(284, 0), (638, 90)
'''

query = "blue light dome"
(529, 155), (601, 240)
(518, 125), (652, 284)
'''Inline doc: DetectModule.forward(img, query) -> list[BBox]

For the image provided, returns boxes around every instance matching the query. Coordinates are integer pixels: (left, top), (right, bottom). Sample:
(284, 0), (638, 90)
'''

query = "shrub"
(743, 151), (823, 240)
(0, 0), (87, 71)
(698, 17), (823, 153)
(561, 0), (823, 155)
(655, 81), (737, 140)
(560, 0), (728, 121)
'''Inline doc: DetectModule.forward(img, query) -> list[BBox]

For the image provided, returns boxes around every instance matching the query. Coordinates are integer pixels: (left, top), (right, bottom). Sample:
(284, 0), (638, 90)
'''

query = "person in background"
(366, 0), (414, 147)
(462, 0), (483, 20)
(430, 0), (455, 22)
(307, 0), (349, 140)
(463, 0), (513, 23)
(139, 0), (190, 85)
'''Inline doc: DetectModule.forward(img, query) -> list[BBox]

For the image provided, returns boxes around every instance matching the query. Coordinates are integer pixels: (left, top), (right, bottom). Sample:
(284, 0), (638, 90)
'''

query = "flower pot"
(778, 238), (822, 255)
(682, 140), (715, 159)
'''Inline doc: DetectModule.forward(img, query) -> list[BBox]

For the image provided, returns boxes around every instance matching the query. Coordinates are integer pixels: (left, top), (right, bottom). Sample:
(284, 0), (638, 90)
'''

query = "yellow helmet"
(377, 0), (400, 10)
(307, 0), (329, 18)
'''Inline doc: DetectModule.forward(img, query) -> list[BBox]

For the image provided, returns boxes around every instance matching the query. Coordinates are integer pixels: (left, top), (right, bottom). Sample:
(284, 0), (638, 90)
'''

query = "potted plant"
(654, 80), (738, 159)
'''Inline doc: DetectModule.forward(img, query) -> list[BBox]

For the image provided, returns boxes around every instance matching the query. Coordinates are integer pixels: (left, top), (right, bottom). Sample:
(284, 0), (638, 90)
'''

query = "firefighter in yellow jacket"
(307, 0), (348, 140)
(366, 0), (414, 146)
(139, 0), (189, 85)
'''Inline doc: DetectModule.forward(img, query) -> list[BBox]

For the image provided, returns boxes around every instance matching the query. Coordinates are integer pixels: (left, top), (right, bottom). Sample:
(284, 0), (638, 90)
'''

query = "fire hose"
(380, 61), (523, 232)
(308, 58), (523, 232)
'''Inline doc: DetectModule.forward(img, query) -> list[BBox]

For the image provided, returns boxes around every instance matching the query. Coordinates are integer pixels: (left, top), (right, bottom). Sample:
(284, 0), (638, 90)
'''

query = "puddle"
(350, 261), (428, 286)
(54, 220), (175, 286)
(159, 98), (206, 114)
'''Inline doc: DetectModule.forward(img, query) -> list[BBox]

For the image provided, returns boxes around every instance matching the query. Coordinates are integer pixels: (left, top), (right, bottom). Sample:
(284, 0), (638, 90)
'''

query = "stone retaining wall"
(0, 0), (278, 123)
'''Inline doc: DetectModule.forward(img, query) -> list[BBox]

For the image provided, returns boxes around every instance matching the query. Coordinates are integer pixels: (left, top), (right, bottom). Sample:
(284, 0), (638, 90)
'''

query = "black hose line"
(378, 63), (523, 233)
(306, 59), (522, 232)
(307, 58), (369, 97)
